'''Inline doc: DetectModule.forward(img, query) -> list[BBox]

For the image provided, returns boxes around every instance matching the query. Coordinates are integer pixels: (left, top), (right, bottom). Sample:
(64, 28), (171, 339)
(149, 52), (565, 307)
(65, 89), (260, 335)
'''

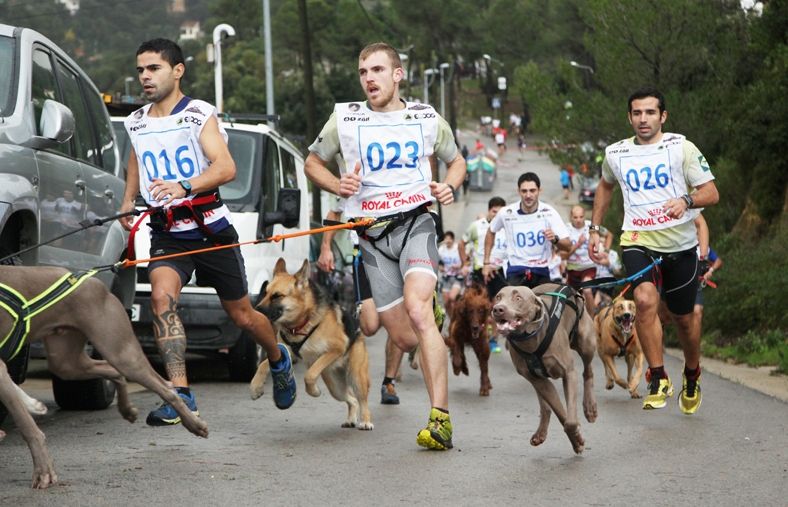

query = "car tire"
(227, 331), (264, 382)
(52, 374), (116, 411)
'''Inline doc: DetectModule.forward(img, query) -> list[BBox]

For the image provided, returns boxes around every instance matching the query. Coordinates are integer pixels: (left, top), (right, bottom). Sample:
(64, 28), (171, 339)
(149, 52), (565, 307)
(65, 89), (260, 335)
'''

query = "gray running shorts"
(359, 213), (439, 311)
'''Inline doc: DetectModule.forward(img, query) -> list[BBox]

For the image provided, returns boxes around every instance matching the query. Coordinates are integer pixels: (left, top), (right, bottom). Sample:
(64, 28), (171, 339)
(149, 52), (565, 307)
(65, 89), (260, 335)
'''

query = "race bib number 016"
(141, 144), (196, 181)
(619, 152), (674, 207)
(358, 124), (427, 187)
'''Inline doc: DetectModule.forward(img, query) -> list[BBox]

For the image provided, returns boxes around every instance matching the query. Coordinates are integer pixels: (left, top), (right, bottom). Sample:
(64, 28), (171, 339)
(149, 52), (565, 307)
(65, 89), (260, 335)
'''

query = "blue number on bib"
(625, 163), (669, 192)
(515, 231), (546, 248)
(366, 141), (419, 172)
(141, 145), (196, 180)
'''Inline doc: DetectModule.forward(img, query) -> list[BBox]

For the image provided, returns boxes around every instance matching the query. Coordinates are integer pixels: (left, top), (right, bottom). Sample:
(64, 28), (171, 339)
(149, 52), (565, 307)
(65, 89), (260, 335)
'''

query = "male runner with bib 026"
(304, 42), (466, 450)
(588, 87), (718, 414)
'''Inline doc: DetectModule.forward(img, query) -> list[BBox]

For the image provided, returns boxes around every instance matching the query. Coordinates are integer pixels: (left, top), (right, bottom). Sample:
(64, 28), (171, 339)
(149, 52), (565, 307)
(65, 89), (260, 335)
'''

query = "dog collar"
(289, 317), (313, 336)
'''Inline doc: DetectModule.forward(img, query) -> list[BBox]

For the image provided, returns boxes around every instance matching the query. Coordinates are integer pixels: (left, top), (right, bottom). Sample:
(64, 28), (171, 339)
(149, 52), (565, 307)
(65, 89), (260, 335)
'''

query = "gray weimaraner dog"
(0, 266), (208, 489)
(492, 284), (597, 454)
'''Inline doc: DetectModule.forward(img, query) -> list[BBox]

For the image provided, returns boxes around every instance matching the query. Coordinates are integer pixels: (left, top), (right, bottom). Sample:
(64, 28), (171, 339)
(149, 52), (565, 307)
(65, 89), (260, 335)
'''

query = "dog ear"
(295, 259), (310, 286)
(274, 258), (287, 275)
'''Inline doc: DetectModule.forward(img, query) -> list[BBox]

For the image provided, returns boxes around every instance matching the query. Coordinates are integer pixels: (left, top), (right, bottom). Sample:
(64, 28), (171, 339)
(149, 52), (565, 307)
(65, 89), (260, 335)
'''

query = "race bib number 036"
(358, 124), (427, 187)
(511, 222), (546, 256)
(619, 152), (675, 207)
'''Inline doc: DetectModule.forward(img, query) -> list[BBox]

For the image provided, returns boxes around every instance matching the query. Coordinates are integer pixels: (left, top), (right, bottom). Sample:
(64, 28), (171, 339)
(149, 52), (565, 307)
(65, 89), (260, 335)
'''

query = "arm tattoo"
(153, 295), (187, 381)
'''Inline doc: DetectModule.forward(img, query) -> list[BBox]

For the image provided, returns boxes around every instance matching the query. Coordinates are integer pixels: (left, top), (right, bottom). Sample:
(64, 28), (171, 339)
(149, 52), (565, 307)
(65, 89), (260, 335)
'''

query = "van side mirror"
(24, 100), (75, 149)
(261, 188), (300, 235)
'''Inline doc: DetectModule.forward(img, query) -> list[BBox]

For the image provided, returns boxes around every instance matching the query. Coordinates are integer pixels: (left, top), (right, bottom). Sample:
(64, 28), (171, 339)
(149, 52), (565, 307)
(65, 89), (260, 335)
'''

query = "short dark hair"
(628, 87), (666, 114)
(136, 38), (184, 68)
(488, 196), (506, 209)
(517, 172), (541, 189)
(444, 231), (455, 240)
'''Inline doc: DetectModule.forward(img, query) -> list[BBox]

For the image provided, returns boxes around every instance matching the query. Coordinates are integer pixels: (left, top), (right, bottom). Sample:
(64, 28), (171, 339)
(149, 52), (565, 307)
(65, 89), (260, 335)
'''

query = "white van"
(112, 117), (311, 381)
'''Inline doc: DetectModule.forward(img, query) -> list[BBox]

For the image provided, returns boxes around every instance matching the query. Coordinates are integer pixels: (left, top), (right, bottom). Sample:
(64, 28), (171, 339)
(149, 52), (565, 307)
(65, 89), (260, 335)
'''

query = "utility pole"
(263, 0), (274, 123)
(297, 0), (320, 219)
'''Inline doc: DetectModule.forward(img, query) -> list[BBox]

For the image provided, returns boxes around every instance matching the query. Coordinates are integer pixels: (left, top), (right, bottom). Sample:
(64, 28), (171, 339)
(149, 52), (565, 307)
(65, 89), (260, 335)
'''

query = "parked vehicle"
(578, 174), (600, 205)
(0, 24), (136, 417)
(112, 117), (311, 381)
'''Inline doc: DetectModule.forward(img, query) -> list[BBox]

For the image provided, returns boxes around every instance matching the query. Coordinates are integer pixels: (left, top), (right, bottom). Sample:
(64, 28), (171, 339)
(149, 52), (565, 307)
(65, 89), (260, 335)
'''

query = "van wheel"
(52, 375), (116, 410)
(52, 349), (116, 410)
(227, 332), (264, 382)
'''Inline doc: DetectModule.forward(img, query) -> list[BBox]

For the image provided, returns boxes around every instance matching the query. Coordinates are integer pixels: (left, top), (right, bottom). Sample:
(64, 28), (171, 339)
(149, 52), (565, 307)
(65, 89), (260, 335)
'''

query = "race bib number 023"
(619, 152), (675, 207)
(358, 124), (427, 187)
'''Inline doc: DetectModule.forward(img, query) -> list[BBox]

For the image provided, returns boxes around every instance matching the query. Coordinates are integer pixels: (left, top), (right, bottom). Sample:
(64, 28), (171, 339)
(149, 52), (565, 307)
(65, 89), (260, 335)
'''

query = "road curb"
(665, 347), (788, 403)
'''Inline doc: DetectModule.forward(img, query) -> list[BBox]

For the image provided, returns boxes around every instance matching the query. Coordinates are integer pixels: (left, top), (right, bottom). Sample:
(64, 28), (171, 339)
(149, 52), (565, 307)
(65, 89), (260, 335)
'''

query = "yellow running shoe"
(679, 371), (702, 415)
(417, 408), (453, 450)
(642, 376), (674, 410)
(433, 291), (446, 333)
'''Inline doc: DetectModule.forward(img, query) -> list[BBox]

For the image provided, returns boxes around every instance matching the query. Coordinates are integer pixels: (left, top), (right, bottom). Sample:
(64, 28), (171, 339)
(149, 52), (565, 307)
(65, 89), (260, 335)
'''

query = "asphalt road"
(2, 130), (786, 506)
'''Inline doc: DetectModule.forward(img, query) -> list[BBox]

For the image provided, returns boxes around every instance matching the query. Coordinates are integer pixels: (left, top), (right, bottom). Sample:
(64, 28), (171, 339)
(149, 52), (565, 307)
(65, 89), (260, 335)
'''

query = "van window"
(262, 135), (281, 213)
(56, 61), (98, 165)
(0, 36), (15, 116)
(224, 129), (258, 202)
(281, 148), (298, 189)
(83, 87), (116, 173)
(31, 48), (66, 155)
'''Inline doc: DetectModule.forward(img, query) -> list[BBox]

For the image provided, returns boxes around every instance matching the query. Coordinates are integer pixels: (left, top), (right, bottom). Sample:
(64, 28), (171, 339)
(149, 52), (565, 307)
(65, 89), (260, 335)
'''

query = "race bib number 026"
(619, 152), (675, 207)
(358, 124), (427, 187)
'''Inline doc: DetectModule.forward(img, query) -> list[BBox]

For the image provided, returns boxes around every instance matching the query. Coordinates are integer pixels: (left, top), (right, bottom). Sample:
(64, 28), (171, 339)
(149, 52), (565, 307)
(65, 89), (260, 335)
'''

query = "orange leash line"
(118, 219), (375, 270)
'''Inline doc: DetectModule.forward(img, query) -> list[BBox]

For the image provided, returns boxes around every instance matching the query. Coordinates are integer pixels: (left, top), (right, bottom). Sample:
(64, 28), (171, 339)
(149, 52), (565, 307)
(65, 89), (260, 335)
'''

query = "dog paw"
(605, 381), (614, 390)
(564, 423), (585, 454)
(121, 406), (139, 423)
(27, 399), (48, 416)
(357, 421), (374, 431)
(0, 429), (5, 441)
(461, 364), (469, 376)
(479, 387), (490, 396)
(584, 401), (598, 423)
(630, 390), (641, 399)
(31, 462), (58, 489)
(305, 382), (321, 397)
(183, 416), (209, 439)
(249, 380), (265, 400)
(530, 430), (547, 447)
(341, 421), (356, 428)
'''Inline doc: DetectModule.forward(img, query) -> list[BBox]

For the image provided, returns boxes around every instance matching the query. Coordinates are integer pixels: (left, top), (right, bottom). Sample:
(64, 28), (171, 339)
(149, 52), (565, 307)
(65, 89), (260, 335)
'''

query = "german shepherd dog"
(250, 259), (373, 430)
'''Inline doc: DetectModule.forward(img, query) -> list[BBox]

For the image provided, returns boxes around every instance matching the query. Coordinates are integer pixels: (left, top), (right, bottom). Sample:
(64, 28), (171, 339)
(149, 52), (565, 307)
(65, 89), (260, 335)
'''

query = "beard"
(144, 80), (175, 104)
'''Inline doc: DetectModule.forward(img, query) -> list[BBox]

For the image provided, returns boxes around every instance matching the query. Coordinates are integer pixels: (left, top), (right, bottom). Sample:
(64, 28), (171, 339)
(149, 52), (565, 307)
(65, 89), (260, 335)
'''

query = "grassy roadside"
(701, 330), (788, 375)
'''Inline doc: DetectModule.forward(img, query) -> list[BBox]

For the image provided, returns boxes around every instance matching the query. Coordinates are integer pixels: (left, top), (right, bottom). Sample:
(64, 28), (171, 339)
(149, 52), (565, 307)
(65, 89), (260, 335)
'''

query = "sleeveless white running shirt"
(335, 101), (438, 218)
(125, 99), (232, 233)
(604, 133), (699, 232)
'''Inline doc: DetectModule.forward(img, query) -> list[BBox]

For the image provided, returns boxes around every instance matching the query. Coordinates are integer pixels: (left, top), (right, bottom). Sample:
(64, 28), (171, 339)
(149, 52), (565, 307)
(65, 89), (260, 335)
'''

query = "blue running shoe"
(146, 390), (199, 426)
(489, 338), (502, 354)
(270, 344), (297, 409)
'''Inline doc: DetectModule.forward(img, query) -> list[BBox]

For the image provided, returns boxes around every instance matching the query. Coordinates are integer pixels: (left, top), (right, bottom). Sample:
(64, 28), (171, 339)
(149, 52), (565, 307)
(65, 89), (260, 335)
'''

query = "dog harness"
(0, 270), (98, 362)
(279, 305), (359, 360)
(600, 304), (635, 357)
(506, 285), (584, 379)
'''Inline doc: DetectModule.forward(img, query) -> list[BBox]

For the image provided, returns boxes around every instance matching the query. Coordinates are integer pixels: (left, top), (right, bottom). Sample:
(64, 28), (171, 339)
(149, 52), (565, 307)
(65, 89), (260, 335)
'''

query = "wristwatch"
(179, 180), (193, 196)
(681, 193), (694, 209)
(588, 224), (601, 234)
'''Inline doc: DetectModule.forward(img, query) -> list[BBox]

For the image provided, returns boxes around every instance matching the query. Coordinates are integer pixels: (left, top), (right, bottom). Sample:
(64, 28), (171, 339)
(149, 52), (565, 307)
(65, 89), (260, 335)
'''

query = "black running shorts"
(622, 245), (699, 315)
(148, 225), (248, 301)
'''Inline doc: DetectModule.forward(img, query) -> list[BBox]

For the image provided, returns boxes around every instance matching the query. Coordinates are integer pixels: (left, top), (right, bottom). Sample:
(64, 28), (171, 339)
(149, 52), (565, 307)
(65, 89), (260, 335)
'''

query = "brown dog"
(594, 298), (644, 398)
(492, 284), (597, 454)
(445, 284), (492, 396)
(0, 266), (208, 489)
(250, 259), (373, 430)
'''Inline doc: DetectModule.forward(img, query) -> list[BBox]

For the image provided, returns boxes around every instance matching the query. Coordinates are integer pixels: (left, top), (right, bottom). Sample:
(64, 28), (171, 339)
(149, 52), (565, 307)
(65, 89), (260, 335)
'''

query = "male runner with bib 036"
(482, 172), (571, 288)
(304, 42), (466, 450)
(120, 39), (296, 426)
(588, 87), (718, 414)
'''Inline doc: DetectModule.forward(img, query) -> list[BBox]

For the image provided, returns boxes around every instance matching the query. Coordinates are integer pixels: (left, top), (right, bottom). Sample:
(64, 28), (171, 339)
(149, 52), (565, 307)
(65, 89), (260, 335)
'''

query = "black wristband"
(681, 193), (694, 209)
(446, 183), (456, 193)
